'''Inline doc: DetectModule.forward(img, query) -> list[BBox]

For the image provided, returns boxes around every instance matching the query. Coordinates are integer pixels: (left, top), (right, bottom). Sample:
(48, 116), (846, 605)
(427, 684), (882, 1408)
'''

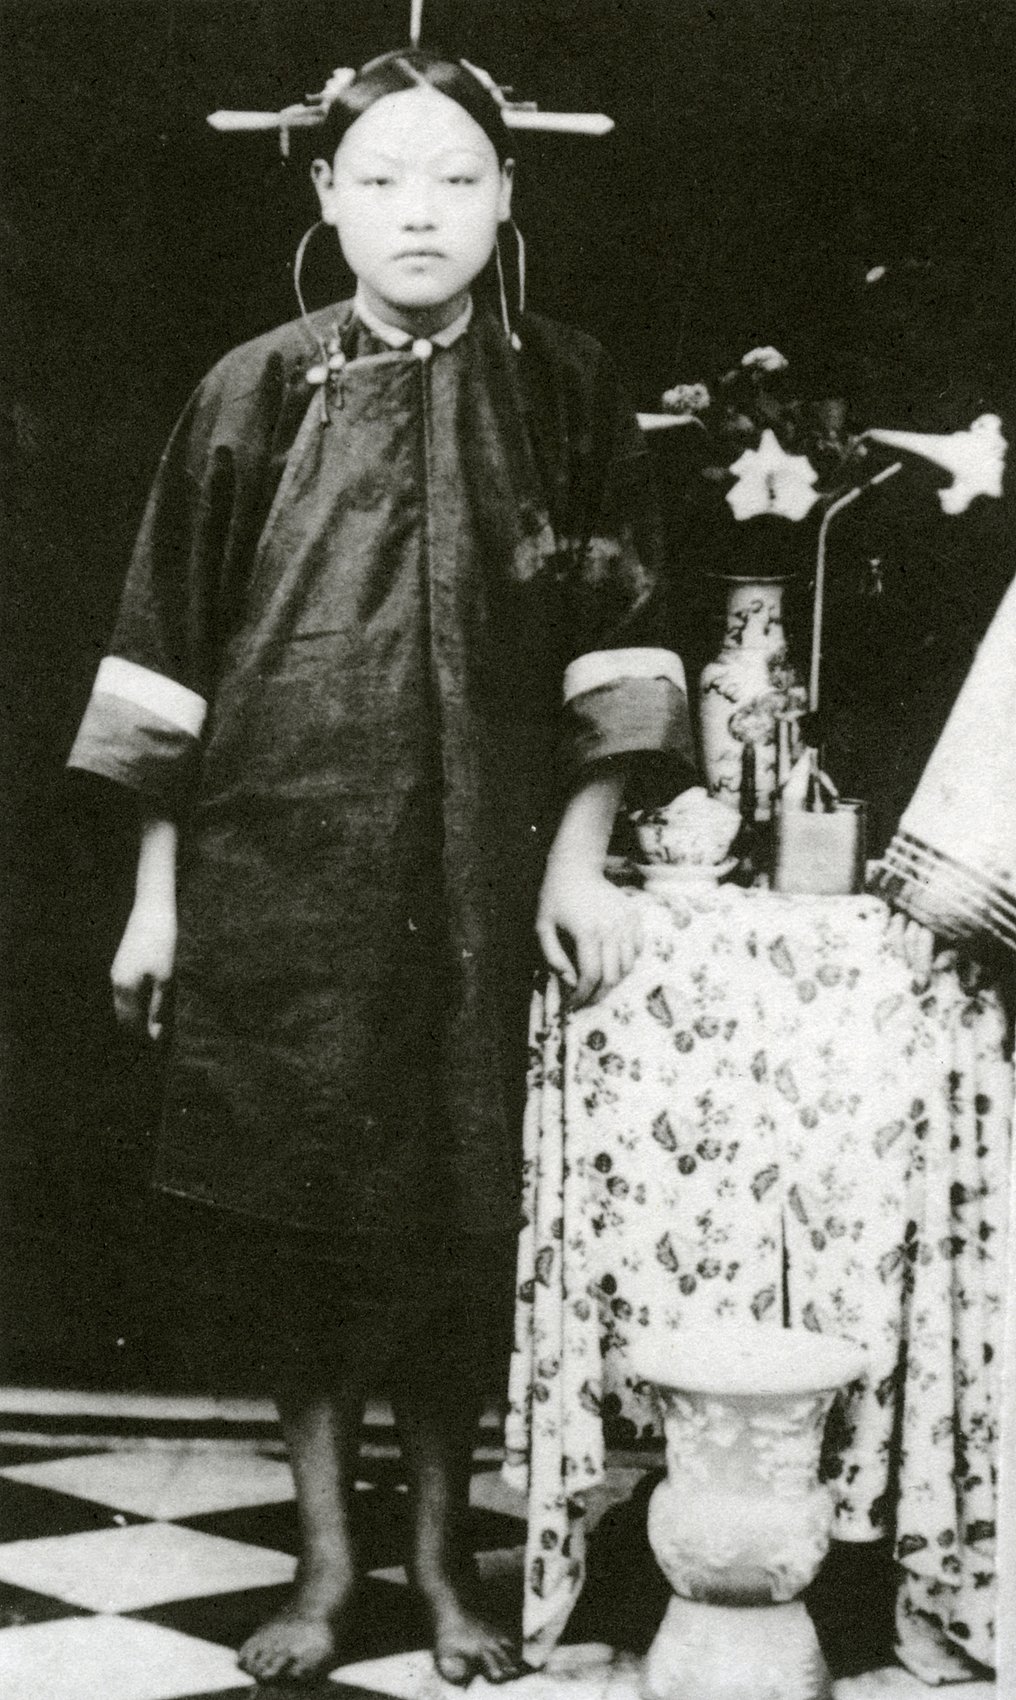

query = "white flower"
(725, 428), (820, 522)
(319, 67), (357, 105)
(661, 381), (711, 415)
(741, 346), (789, 374)
(865, 414), (1007, 514)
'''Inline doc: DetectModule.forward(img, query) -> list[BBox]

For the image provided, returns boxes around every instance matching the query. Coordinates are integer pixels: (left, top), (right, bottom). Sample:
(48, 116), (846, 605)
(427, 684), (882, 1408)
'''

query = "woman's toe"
(435, 1650), (475, 1686)
(237, 1640), (279, 1681)
(481, 1642), (525, 1683)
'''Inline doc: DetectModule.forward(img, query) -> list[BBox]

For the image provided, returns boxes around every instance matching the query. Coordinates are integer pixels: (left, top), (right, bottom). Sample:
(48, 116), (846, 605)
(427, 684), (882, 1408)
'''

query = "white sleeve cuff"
(95, 656), (208, 737)
(562, 647), (686, 705)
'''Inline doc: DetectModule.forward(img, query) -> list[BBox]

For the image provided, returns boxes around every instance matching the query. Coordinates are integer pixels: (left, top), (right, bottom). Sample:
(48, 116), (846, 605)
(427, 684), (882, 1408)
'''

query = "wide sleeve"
(67, 355), (281, 812)
(557, 342), (696, 805)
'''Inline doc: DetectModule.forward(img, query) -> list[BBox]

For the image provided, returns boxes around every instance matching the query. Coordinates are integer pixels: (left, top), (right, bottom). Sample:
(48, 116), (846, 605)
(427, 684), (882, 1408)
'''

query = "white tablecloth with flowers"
(504, 885), (1012, 1682)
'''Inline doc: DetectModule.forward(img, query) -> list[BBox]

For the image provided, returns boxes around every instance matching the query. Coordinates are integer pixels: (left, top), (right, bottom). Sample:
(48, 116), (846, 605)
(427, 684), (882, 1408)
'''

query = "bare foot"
(237, 1555), (356, 1684)
(420, 1577), (525, 1687)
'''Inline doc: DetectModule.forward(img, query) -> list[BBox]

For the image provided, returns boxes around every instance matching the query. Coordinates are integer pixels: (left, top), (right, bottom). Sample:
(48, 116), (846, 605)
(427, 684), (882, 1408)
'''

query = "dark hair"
(318, 48), (512, 164)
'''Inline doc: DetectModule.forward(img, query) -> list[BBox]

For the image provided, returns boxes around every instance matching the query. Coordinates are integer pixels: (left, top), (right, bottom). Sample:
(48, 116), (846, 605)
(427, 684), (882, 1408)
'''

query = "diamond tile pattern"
(0, 1437), (524, 1700)
(0, 1615), (255, 1700)
(324, 1644), (642, 1699)
(1, 1450), (296, 1519)
(0, 1522), (296, 1613)
(0, 1472), (147, 1542)
(0, 1429), (989, 1699)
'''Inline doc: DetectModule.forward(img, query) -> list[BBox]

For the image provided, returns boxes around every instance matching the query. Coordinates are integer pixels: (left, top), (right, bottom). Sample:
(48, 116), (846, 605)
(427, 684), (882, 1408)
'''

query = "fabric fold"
(65, 301), (701, 1248)
(875, 571), (1016, 950)
(507, 888), (1010, 1673)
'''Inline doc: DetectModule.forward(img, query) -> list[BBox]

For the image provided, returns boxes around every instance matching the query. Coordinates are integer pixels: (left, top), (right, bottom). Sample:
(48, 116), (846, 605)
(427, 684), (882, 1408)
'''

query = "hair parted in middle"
(316, 48), (513, 165)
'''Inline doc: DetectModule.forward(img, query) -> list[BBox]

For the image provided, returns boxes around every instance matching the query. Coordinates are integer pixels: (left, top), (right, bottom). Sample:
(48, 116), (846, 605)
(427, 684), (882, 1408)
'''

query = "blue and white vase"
(698, 574), (804, 819)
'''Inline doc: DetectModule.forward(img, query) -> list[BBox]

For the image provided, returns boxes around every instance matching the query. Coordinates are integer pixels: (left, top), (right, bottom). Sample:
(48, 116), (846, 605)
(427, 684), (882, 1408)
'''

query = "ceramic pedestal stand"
(633, 1326), (867, 1700)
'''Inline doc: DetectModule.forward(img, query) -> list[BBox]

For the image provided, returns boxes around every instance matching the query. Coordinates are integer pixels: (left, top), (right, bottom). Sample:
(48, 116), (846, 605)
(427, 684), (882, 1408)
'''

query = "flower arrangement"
(648, 344), (1005, 527)
(658, 346), (857, 524)
(645, 345), (1006, 705)
(638, 347), (1008, 876)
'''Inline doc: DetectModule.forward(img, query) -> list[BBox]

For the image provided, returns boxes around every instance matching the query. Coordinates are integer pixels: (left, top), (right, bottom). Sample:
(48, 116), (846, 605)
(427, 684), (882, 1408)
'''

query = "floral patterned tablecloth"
(504, 886), (1012, 1681)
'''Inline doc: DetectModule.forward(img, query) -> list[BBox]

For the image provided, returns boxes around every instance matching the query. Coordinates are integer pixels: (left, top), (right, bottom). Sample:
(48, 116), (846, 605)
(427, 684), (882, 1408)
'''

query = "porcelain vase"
(633, 1325), (867, 1700)
(698, 575), (804, 818)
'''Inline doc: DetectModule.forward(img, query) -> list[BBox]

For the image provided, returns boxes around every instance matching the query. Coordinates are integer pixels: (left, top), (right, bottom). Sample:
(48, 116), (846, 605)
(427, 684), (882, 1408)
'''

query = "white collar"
(353, 288), (473, 349)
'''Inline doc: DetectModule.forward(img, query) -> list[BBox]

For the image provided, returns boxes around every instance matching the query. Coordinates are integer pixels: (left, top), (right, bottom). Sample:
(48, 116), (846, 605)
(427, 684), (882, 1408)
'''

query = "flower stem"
(808, 462), (903, 714)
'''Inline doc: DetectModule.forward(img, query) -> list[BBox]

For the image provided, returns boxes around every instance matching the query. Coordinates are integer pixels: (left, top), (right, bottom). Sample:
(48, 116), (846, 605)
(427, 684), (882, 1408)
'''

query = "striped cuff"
(874, 830), (1016, 951)
(67, 659), (206, 807)
(92, 657), (207, 735)
(561, 672), (695, 806)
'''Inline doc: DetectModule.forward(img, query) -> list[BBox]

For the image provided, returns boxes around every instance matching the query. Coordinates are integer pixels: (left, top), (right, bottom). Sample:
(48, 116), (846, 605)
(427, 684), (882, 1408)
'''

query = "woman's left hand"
(886, 909), (939, 989)
(536, 865), (645, 1007)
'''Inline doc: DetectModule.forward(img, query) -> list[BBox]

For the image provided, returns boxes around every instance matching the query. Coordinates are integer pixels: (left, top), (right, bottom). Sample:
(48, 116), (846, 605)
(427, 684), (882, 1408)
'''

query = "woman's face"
(313, 86), (513, 332)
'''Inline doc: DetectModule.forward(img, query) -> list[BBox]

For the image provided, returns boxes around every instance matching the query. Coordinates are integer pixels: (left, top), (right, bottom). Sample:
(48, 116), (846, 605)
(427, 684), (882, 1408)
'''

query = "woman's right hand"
(111, 903), (177, 1040)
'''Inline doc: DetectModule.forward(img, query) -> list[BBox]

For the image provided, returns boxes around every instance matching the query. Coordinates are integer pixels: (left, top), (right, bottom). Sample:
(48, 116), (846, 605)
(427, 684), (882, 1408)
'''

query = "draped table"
(504, 885), (1012, 1683)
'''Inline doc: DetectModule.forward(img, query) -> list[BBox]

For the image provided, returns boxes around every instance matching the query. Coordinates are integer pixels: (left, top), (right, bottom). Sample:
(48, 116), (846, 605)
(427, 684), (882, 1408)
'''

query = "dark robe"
(69, 303), (694, 1312)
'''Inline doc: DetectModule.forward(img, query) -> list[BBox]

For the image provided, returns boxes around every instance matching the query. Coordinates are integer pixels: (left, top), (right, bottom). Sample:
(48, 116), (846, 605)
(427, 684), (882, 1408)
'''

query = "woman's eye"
(361, 176), (393, 187)
(445, 174), (478, 186)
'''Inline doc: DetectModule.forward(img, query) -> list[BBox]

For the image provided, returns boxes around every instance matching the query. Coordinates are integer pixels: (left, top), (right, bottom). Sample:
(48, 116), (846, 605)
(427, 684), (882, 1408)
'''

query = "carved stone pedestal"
(633, 1326), (867, 1700)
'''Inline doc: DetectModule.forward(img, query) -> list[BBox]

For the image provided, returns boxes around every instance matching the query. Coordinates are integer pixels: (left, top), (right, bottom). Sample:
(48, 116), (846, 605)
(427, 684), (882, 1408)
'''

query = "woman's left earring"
(495, 225), (525, 352)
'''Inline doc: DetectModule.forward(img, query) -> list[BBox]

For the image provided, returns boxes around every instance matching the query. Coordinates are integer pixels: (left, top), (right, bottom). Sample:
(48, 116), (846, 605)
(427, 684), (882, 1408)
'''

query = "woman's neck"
(354, 284), (472, 341)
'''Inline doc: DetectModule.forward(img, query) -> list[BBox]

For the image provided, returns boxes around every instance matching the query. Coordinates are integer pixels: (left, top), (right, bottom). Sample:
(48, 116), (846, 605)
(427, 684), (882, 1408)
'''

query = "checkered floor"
(0, 1401), (996, 1700)
(0, 1415), (534, 1700)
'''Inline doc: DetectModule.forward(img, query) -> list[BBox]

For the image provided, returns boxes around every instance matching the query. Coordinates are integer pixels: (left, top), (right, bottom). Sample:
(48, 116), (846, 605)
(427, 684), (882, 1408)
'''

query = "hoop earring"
(293, 219), (326, 351)
(512, 219), (526, 318)
(494, 226), (524, 351)
(293, 220), (347, 422)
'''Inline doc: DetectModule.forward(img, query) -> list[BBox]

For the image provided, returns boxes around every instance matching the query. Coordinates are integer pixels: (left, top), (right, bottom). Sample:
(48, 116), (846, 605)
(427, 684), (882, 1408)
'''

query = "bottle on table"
(732, 739), (768, 884)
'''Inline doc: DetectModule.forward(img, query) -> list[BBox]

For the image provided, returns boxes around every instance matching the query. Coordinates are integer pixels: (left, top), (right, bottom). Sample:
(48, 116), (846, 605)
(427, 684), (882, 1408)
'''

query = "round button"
(412, 338), (433, 361)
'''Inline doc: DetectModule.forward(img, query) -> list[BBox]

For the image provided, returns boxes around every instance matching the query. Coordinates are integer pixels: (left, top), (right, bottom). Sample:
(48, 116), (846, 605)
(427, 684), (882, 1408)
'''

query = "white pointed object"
(208, 107), (325, 132)
(457, 61), (612, 133)
(209, 67), (356, 137)
(865, 414), (1007, 513)
(499, 109), (614, 135)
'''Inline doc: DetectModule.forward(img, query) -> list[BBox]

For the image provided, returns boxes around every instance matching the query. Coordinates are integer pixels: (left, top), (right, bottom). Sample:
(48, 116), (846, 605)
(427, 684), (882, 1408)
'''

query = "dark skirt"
(151, 1191), (518, 1393)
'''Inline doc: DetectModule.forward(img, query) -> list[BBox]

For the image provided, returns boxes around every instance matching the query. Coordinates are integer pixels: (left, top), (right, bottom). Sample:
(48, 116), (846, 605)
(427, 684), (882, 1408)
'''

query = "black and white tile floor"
(0, 1392), (995, 1700)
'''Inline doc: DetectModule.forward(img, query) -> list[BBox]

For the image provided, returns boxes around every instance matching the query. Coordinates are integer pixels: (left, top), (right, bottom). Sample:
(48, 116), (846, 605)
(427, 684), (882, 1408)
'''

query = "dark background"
(3, 0), (1015, 1388)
